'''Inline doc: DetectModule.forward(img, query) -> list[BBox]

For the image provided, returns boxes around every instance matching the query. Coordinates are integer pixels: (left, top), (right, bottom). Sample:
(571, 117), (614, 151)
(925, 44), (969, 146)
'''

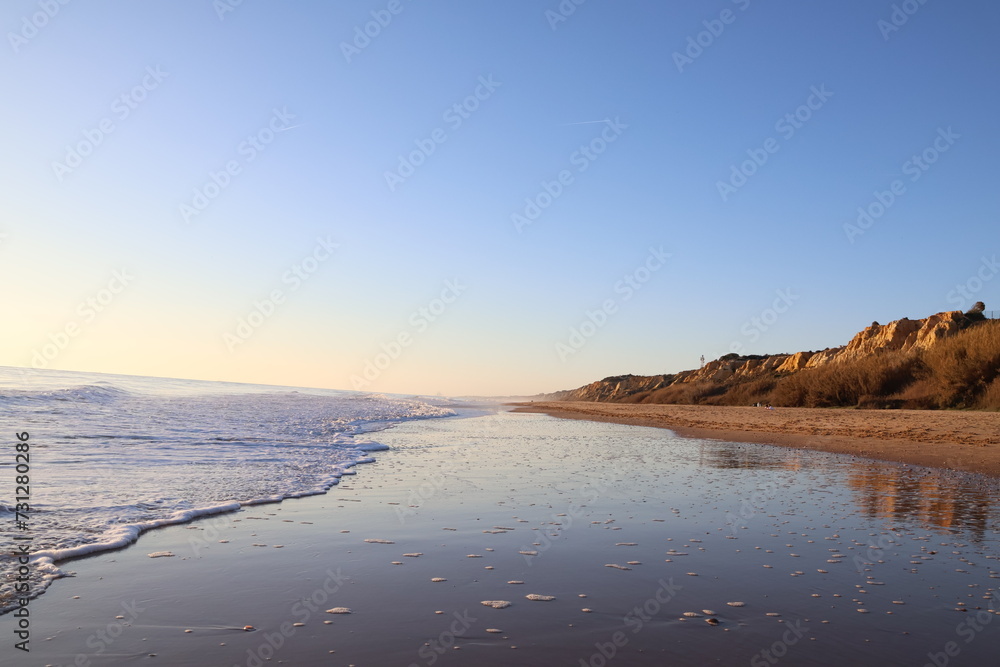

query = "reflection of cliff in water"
(696, 442), (811, 471)
(695, 441), (998, 539)
(847, 467), (997, 539)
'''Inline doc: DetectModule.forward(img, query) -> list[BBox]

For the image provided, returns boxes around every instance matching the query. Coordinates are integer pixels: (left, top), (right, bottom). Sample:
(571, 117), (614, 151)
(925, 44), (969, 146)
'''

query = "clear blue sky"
(2, 0), (997, 396)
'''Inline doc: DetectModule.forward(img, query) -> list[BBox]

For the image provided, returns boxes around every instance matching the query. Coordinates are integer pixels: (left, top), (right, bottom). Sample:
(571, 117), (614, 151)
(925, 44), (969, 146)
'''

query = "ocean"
(3, 370), (1000, 664)
(0, 366), (455, 612)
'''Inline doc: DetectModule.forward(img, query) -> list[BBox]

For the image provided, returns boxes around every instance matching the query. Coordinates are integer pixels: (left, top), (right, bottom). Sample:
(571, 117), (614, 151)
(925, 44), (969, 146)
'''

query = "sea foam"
(0, 367), (454, 613)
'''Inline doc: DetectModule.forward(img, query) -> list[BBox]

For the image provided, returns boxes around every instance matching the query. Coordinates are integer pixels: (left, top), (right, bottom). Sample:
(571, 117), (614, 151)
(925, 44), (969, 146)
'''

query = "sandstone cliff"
(547, 310), (986, 407)
(549, 374), (673, 402)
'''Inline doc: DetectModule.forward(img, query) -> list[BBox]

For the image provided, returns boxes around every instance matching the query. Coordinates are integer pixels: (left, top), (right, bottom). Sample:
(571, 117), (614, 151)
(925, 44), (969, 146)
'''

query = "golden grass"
(634, 320), (1000, 410)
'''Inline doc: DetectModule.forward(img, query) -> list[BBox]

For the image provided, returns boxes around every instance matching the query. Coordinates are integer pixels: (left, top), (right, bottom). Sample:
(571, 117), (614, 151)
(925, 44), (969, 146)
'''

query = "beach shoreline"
(6, 409), (999, 666)
(512, 401), (1000, 478)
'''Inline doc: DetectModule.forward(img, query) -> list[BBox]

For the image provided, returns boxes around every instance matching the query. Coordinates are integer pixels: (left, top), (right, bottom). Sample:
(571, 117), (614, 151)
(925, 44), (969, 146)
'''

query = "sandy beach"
(6, 408), (999, 666)
(513, 402), (1000, 478)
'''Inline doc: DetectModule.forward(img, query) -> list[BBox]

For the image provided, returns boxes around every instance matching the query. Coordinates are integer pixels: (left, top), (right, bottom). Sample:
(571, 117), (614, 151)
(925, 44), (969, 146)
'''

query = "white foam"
(0, 368), (455, 614)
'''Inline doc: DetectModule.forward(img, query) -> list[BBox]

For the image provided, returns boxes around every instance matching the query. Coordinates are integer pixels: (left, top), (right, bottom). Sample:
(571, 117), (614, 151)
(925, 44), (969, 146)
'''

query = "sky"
(2, 0), (998, 397)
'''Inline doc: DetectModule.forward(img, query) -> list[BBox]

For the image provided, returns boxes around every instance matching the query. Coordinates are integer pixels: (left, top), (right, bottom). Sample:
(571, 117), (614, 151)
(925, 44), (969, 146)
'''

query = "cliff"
(549, 374), (674, 402)
(546, 309), (998, 409)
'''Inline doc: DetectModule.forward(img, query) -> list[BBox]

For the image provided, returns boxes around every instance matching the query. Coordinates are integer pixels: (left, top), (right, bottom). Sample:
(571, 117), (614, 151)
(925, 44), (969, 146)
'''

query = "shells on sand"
(325, 607), (352, 614)
(519, 551), (538, 556)
(431, 578), (447, 582)
(481, 601), (511, 609)
(605, 564), (632, 571)
(682, 612), (701, 618)
(486, 628), (503, 633)
(525, 594), (555, 601)
(727, 602), (745, 607)
(148, 551), (175, 558)
(705, 618), (721, 626)
(364, 538), (394, 544)
(507, 580), (524, 585)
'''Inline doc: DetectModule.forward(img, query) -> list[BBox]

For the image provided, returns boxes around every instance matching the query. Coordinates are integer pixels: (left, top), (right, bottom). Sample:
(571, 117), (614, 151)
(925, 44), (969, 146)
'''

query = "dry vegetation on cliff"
(554, 315), (1000, 411)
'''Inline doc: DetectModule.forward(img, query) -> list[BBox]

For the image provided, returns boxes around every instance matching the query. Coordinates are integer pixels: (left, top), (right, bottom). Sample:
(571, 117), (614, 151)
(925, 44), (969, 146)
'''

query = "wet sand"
(514, 402), (1000, 478)
(6, 410), (999, 666)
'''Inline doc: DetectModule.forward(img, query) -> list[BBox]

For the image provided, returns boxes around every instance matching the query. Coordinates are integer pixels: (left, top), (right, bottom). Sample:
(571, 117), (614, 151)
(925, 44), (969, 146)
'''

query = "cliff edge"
(546, 309), (1000, 409)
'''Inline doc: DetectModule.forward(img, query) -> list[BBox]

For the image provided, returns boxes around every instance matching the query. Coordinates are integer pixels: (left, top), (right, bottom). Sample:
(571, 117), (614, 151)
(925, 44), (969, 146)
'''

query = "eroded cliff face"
(548, 310), (973, 402)
(550, 374), (673, 402)
(822, 310), (967, 364)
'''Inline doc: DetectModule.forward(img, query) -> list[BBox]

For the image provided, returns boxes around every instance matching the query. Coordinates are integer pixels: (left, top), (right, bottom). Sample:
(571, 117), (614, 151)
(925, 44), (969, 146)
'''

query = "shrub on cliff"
(769, 349), (918, 408)
(920, 319), (1000, 408)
